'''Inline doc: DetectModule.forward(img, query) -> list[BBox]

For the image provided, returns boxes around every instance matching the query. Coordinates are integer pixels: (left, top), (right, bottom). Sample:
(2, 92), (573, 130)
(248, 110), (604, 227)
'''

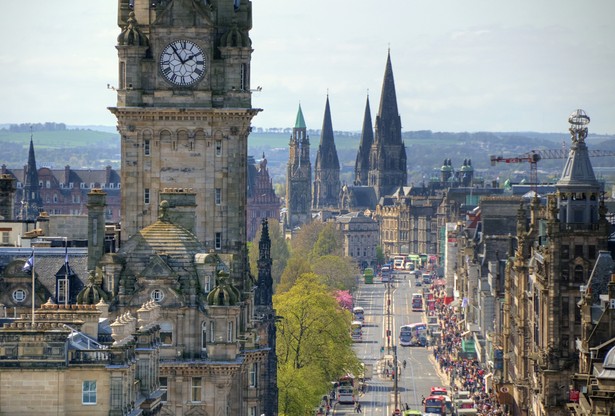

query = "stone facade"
(335, 211), (379, 269)
(286, 105), (312, 230)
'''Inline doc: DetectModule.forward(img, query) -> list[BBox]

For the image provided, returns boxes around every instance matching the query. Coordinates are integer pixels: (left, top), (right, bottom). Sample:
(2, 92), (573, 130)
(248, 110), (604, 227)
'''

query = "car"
(415, 280), (422, 286)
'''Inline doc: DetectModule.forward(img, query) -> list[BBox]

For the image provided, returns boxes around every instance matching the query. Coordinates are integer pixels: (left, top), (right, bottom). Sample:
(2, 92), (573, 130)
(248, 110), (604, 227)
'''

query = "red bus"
(424, 395), (446, 415)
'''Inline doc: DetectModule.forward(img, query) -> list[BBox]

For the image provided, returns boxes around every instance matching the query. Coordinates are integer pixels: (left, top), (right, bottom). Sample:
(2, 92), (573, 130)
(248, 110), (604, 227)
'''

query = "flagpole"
(64, 237), (68, 307)
(31, 249), (35, 325)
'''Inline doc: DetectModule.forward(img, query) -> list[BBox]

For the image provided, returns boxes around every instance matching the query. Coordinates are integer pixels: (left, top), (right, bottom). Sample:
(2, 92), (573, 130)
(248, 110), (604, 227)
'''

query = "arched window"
(574, 265), (584, 283)
(201, 322), (207, 351)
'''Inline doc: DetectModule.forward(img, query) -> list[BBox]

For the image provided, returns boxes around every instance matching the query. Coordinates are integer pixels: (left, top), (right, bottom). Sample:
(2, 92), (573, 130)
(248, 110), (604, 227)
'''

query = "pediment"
(141, 255), (177, 280)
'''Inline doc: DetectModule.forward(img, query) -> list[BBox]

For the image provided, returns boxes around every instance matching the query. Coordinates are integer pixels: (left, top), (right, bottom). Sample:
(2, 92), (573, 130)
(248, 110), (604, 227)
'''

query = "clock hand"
(170, 44), (185, 64)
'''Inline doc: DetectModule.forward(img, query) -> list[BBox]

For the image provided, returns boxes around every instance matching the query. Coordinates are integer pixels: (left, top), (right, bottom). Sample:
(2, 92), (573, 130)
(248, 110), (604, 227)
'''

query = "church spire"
(368, 51), (407, 199)
(20, 130), (43, 220)
(313, 95), (341, 209)
(355, 94), (373, 185)
(255, 219), (273, 307)
(375, 49), (402, 145)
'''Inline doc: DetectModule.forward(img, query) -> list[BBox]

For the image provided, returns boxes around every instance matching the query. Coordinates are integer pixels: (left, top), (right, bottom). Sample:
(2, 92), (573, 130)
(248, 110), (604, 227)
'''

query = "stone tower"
(368, 51), (407, 199)
(254, 219), (279, 416)
(354, 95), (373, 186)
(109, 0), (258, 287)
(312, 96), (341, 210)
(505, 110), (610, 415)
(20, 135), (43, 220)
(286, 104), (312, 229)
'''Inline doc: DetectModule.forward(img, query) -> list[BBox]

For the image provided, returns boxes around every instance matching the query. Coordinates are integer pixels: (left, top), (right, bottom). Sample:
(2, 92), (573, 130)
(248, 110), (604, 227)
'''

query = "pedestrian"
(421, 395), (425, 405)
(357, 402), (362, 413)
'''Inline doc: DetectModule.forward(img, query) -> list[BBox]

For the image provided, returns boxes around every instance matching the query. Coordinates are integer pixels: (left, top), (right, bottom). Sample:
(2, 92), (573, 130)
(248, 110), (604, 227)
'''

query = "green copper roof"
(295, 104), (306, 129)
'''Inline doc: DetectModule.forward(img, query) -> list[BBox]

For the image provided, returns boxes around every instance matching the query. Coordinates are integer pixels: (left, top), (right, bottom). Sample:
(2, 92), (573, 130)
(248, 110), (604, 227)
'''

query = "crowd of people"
(430, 289), (510, 416)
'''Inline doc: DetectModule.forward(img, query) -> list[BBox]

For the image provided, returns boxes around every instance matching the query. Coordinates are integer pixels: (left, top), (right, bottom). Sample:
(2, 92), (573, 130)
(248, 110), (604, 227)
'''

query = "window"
(215, 140), (222, 156)
(215, 232), (222, 250)
(82, 380), (97, 405)
(249, 406), (257, 416)
(159, 377), (168, 402)
(215, 188), (221, 205)
(144, 188), (150, 204)
(151, 289), (164, 302)
(12, 289), (26, 303)
(574, 245), (583, 258)
(227, 321), (234, 342)
(90, 183), (95, 189)
(206, 322), (207, 350)
(144, 139), (151, 156)
(160, 322), (173, 346)
(80, 183), (86, 189)
(53, 194), (58, 203)
(2, 232), (9, 245)
(69, 182), (74, 189)
(191, 377), (202, 402)
(209, 321), (215, 343)
(57, 279), (69, 304)
(108, 183), (114, 189)
(249, 363), (258, 388)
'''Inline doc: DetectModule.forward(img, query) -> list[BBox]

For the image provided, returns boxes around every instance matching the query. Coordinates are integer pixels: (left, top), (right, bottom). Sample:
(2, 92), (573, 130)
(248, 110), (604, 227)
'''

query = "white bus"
(351, 321), (363, 342)
(352, 306), (365, 322)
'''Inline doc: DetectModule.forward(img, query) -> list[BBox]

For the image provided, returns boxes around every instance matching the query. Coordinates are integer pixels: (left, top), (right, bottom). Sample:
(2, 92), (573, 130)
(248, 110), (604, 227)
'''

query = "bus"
(393, 255), (406, 270)
(399, 323), (427, 346)
(411, 293), (424, 311)
(353, 306), (365, 322)
(363, 267), (374, 284)
(336, 374), (356, 404)
(351, 321), (363, 342)
(381, 264), (392, 283)
(424, 395), (447, 415)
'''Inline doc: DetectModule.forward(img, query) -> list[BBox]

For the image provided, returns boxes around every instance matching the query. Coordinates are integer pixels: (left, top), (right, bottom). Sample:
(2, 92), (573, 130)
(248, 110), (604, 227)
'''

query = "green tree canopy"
(311, 255), (359, 291)
(311, 222), (343, 259)
(274, 274), (361, 415)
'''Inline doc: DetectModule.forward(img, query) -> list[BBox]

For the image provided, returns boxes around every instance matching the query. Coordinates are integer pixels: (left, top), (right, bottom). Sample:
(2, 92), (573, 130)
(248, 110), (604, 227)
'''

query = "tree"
(311, 255), (359, 291)
(311, 222), (343, 259)
(274, 274), (361, 415)
(277, 255), (312, 293)
(289, 221), (325, 258)
(376, 245), (386, 267)
(248, 218), (290, 285)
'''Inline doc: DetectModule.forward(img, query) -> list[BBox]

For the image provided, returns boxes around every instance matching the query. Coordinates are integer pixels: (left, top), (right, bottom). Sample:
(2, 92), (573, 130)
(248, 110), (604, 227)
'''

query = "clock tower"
(109, 0), (258, 286)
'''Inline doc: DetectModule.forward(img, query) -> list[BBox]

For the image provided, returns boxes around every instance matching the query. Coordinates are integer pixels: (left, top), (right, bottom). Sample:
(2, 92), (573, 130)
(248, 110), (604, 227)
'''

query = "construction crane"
(490, 148), (615, 193)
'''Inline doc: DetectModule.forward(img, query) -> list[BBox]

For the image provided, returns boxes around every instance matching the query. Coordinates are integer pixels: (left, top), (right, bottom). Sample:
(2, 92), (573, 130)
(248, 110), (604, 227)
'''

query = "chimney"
(87, 189), (107, 271)
(0, 174), (16, 220)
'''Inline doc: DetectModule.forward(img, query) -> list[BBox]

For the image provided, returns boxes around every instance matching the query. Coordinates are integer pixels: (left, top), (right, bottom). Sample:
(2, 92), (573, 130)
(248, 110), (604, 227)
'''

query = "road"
(335, 272), (446, 415)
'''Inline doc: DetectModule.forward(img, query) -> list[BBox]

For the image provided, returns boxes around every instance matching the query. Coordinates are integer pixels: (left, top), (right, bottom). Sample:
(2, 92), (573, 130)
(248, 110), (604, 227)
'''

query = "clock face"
(159, 40), (206, 86)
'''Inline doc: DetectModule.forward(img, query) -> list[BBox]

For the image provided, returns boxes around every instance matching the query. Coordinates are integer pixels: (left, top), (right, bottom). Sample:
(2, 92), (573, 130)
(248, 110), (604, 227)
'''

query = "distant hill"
(2, 125), (614, 188)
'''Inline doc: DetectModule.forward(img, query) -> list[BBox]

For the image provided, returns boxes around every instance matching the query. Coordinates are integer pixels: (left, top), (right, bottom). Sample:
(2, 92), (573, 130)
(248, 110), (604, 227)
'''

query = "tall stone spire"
(255, 219), (272, 307)
(20, 132), (43, 220)
(286, 104), (312, 229)
(354, 94), (373, 186)
(368, 50), (407, 199)
(313, 95), (341, 209)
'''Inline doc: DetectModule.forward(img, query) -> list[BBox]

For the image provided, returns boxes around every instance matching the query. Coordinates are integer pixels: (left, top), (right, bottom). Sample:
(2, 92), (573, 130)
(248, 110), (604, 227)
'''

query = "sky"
(0, 1), (614, 134)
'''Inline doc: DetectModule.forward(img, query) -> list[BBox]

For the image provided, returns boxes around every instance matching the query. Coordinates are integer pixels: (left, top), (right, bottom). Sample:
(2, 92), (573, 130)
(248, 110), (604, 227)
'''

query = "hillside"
(2, 126), (615, 189)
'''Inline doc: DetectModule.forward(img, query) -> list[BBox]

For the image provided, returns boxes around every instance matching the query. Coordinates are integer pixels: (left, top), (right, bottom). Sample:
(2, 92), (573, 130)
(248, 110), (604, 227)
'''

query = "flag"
(461, 297), (469, 308)
(64, 244), (70, 274)
(23, 250), (34, 273)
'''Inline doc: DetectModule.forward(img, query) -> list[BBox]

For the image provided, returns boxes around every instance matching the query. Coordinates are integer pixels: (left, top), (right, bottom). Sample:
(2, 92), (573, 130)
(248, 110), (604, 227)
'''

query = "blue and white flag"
(23, 250), (34, 273)
(461, 297), (469, 308)
(64, 244), (71, 274)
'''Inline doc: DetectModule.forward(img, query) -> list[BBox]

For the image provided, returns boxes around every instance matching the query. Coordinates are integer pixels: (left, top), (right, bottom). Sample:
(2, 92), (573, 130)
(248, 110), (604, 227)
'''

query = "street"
(334, 272), (446, 415)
